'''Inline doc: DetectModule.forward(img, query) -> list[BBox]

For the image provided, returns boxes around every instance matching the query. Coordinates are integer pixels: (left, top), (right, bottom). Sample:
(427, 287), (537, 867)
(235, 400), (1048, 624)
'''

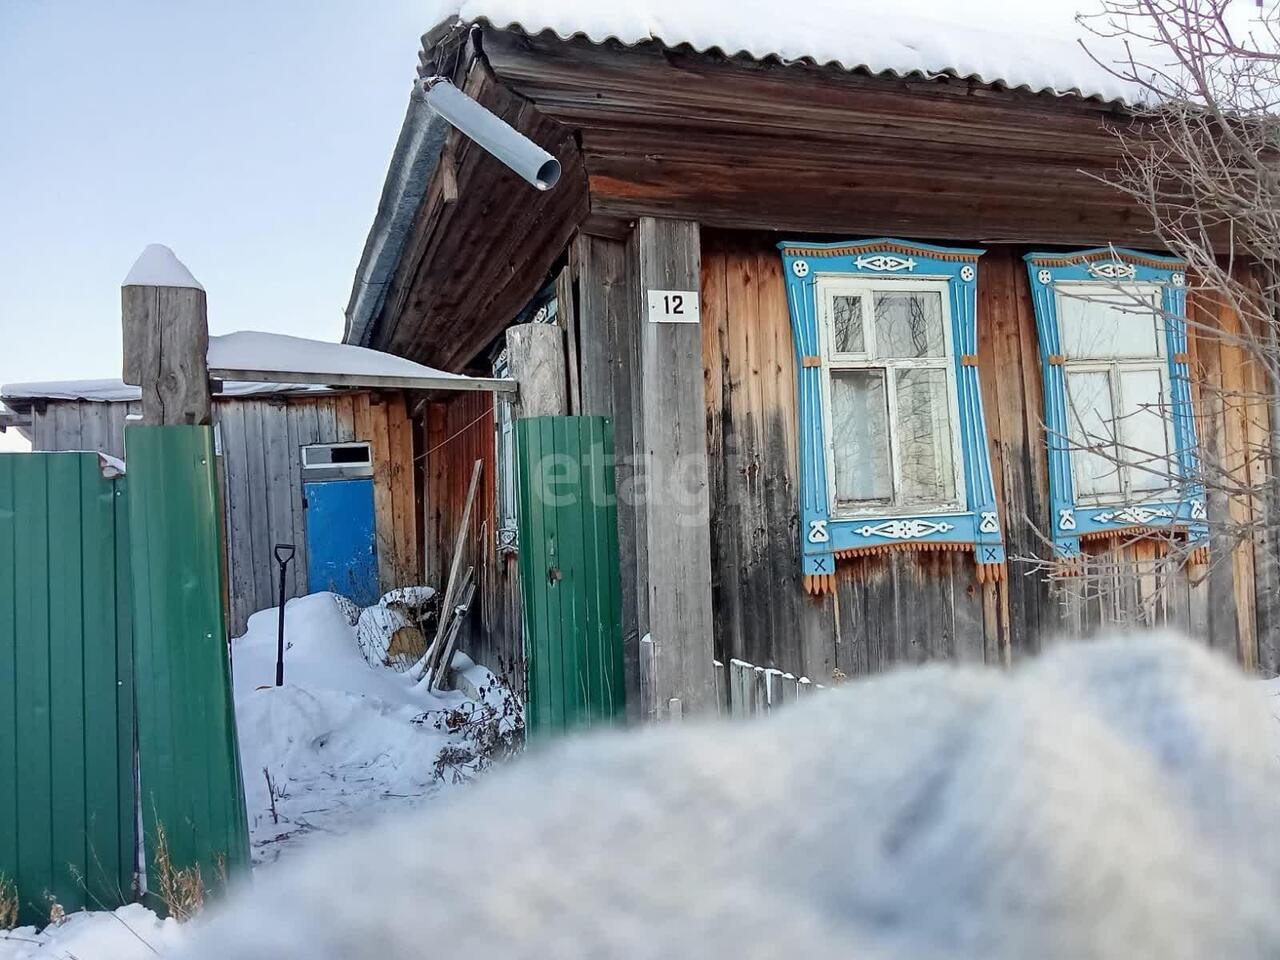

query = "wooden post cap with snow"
(121, 244), (212, 426)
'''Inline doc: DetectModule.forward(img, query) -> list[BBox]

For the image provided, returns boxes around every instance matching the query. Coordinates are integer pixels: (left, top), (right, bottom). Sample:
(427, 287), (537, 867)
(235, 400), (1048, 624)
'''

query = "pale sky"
(0, 0), (452, 403)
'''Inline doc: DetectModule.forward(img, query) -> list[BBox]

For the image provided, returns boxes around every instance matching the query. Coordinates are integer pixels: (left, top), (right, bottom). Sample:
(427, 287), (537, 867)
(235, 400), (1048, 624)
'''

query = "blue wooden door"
(304, 478), (379, 606)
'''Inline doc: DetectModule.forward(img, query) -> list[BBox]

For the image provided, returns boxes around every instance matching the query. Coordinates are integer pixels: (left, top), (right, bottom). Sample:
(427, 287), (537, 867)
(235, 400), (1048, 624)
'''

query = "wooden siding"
(698, 232), (1267, 680)
(27, 391), (419, 637)
(28, 399), (141, 460)
(424, 392), (523, 690)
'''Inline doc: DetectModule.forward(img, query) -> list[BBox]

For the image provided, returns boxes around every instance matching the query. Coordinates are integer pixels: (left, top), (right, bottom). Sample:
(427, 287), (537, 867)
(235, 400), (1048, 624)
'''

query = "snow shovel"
(274, 543), (296, 686)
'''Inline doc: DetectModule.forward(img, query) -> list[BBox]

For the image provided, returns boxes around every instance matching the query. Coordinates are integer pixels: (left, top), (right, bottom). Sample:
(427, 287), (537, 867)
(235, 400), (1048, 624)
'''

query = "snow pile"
(187, 635), (1280, 960)
(0, 905), (182, 960)
(232, 592), (512, 866)
(122, 244), (204, 290)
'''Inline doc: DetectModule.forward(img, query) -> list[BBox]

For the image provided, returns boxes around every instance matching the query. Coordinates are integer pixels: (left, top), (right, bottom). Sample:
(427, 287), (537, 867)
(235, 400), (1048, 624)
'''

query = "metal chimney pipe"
(422, 78), (561, 191)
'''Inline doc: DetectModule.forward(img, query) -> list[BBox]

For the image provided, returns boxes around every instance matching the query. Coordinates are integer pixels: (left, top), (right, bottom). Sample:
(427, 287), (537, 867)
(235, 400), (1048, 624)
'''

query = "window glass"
(831, 295), (865, 354)
(896, 369), (956, 503)
(874, 291), (946, 359)
(1118, 369), (1173, 492)
(831, 370), (892, 505)
(1066, 370), (1123, 497)
(1057, 289), (1162, 359)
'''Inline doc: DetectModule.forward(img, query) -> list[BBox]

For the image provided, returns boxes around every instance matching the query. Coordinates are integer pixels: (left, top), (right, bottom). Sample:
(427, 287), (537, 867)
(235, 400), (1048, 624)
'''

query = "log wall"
(699, 231), (1271, 680)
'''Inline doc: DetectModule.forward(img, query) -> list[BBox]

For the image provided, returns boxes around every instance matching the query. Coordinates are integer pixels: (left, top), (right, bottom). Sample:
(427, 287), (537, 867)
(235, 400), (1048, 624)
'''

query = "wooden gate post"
(119, 245), (250, 897)
(121, 244), (211, 425)
(631, 217), (717, 717)
(506, 323), (568, 418)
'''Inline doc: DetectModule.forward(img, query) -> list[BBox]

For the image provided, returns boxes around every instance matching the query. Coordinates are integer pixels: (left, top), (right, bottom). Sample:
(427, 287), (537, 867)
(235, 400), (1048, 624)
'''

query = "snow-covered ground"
(0, 905), (182, 960)
(232, 592), (512, 867)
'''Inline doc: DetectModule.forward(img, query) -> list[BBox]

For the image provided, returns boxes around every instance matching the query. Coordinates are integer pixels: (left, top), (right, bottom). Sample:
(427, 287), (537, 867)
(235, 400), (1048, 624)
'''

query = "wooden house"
(332, 3), (1275, 715)
(2, 331), (510, 636)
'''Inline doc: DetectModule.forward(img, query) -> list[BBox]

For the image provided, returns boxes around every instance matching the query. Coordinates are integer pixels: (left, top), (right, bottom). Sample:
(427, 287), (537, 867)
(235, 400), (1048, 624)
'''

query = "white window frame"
(1056, 282), (1176, 506)
(816, 276), (967, 518)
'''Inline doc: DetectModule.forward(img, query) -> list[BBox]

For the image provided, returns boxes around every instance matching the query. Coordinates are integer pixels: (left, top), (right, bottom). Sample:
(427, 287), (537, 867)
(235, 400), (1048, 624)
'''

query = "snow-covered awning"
(206, 331), (513, 394)
(2, 331), (514, 404)
(438, 0), (1148, 105)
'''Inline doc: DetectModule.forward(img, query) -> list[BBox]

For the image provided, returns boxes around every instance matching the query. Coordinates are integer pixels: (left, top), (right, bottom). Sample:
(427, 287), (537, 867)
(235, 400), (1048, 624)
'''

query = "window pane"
(1058, 289), (1161, 359)
(874, 291), (945, 359)
(1118, 368), (1174, 493)
(830, 295), (865, 354)
(830, 370), (892, 505)
(896, 369), (956, 503)
(1065, 370), (1122, 498)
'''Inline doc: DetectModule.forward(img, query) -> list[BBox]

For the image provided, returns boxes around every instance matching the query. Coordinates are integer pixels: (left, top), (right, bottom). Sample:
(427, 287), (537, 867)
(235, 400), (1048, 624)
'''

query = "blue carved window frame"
(778, 238), (1005, 586)
(1023, 248), (1207, 558)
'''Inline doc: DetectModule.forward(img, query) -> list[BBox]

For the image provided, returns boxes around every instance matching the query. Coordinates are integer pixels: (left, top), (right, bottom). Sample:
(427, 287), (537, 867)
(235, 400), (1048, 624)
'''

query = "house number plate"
(647, 289), (701, 324)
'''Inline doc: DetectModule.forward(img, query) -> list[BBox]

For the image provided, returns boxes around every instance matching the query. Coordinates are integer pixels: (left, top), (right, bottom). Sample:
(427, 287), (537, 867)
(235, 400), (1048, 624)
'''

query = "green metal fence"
(126, 426), (250, 894)
(0, 454), (136, 926)
(515, 416), (625, 737)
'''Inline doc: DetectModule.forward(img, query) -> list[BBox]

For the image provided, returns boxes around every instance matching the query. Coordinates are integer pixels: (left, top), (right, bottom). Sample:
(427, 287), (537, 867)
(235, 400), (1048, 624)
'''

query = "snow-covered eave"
(451, 11), (1146, 107)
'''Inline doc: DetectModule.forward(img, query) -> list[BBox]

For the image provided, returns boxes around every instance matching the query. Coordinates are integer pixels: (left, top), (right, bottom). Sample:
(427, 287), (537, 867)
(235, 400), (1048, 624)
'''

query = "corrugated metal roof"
(445, 0), (1147, 104)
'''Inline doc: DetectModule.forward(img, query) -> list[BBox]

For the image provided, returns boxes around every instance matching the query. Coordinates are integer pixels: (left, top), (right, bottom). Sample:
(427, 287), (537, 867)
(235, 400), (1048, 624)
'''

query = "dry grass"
(0, 874), (17, 930)
(152, 824), (205, 922)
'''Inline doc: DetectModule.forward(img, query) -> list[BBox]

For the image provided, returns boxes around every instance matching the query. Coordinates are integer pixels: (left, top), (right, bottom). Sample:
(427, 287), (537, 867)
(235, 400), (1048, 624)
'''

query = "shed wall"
(424, 392), (523, 689)
(27, 392), (419, 637)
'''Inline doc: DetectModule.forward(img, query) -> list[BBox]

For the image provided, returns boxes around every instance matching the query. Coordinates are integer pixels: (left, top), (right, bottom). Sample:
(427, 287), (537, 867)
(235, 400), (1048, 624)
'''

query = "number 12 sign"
(647, 289), (701, 324)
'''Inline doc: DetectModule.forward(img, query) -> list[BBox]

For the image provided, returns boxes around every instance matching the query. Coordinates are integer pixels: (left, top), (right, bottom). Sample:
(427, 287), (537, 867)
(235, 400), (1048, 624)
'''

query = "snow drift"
(184, 634), (1280, 959)
(231, 593), (509, 866)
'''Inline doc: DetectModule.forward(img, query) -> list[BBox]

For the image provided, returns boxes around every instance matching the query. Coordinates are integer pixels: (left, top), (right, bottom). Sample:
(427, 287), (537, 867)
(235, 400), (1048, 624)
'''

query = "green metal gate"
(515, 416), (625, 737)
(1, 430), (249, 925)
(0, 453), (136, 925)
(126, 426), (250, 893)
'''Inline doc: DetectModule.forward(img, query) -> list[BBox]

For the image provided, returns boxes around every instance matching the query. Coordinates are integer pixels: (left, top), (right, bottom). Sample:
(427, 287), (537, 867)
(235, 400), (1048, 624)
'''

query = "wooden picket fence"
(714, 658), (823, 717)
(638, 634), (822, 719)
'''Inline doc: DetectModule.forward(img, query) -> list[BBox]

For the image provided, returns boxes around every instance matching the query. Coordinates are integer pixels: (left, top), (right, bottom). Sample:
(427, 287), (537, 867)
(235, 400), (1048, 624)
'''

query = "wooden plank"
(386, 393), (417, 585)
(1215, 293), (1258, 668)
(572, 234), (628, 417)
(207, 367), (515, 394)
(277, 401), (305, 600)
(261, 400), (296, 610)
(1189, 295), (1242, 657)
(334, 393), (357, 443)
(556, 264), (582, 414)
(633, 217), (716, 714)
(418, 460), (483, 682)
(572, 231), (643, 716)
(368, 393), (396, 591)
(219, 402), (258, 636)
(240, 400), (275, 624)
(315, 396), (338, 444)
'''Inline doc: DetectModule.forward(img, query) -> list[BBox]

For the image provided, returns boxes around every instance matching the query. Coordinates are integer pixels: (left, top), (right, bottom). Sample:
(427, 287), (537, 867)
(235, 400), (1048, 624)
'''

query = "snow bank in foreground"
(185, 635), (1280, 960)
(0, 905), (182, 960)
(231, 593), (502, 866)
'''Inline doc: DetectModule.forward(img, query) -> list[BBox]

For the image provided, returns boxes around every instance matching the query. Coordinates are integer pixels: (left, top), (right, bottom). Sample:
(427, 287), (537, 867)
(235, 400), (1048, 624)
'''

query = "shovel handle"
(274, 543), (296, 565)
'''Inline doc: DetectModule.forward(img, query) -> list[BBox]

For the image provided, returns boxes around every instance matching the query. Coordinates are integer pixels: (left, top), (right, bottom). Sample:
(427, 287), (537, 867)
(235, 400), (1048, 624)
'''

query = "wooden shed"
(342, 4), (1277, 715)
(2, 331), (513, 636)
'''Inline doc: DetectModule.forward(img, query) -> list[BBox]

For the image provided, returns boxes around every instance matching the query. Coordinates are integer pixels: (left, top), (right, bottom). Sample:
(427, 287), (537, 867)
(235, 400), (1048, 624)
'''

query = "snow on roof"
(208, 331), (473, 382)
(122, 243), (204, 290)
(2, 331), (483, 403)
(447, 0), (1146, 104)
